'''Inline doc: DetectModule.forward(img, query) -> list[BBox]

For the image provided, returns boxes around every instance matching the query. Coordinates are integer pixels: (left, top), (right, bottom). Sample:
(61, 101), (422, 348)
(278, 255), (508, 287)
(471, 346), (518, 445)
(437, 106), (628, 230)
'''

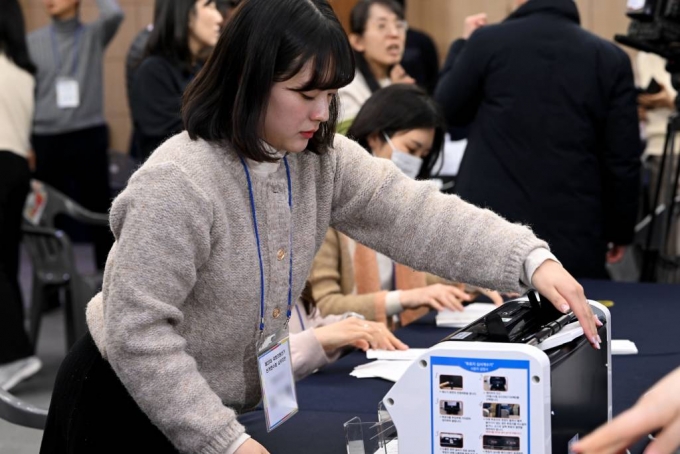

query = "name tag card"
(257, 329), (298, 431)
(56, 77), (80, 109)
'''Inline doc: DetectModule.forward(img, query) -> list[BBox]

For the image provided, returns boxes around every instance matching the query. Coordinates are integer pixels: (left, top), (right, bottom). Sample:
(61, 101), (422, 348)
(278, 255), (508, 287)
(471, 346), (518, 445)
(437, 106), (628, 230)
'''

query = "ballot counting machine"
(381, 292), (611, 454)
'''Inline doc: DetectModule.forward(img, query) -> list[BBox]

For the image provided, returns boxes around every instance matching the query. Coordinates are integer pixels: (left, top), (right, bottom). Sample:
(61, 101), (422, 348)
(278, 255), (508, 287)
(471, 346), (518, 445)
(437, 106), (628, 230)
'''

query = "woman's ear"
(366, 132), (385, 156)
(349, 33), (365, 53)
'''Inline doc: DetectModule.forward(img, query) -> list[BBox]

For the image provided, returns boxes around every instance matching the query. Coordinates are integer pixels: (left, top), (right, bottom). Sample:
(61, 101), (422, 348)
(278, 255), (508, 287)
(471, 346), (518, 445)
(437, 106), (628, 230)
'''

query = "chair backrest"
(21, 181), (106, 349)
(0, 388), (47, 430)
(23, 179), (109, 229)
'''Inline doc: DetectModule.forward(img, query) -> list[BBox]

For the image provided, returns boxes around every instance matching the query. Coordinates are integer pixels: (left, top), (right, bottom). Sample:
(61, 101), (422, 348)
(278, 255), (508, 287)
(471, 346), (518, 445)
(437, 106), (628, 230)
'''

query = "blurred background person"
(637, 52), (678, 213)
(0, 0), (42, 390)
(125, 0), (236, 161)
(435, 0), (642, 279)
(129, 0), (223, 162)
(28, 0), (124, 271)
(394, 0), (439, 95)
(338, 0), (414, 133)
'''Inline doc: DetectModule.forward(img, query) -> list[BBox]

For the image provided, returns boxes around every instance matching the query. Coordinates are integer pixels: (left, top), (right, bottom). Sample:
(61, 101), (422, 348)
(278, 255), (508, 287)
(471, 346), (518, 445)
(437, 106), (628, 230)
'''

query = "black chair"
(0, 387), (47, 430)
(22, 179), (108, 349)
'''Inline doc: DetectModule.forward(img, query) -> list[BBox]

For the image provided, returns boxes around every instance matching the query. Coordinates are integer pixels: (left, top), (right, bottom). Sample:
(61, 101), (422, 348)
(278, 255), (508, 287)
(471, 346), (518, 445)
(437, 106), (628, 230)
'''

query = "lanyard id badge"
(257, 326), (299, 432)
(51, 25), (82, 109)
(56, 77), (80, 109)
(240, 154), (298, 432)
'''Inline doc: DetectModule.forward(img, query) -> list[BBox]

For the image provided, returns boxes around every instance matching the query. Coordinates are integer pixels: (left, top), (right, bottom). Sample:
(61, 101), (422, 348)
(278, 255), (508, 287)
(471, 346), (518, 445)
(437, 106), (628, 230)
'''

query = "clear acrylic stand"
(344, 402), (398, 454)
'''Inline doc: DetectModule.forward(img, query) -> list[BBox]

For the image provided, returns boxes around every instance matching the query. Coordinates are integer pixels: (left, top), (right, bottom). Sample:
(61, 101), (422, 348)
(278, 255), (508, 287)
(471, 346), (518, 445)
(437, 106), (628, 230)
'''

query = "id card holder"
(256, 326), (298, 432)
(56, 77), (80, 109)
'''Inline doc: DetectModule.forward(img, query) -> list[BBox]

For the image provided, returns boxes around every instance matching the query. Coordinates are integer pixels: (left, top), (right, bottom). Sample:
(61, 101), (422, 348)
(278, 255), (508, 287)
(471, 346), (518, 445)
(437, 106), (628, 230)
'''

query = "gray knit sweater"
(27, 0), (123, 134)
(86, 132), (547, 453)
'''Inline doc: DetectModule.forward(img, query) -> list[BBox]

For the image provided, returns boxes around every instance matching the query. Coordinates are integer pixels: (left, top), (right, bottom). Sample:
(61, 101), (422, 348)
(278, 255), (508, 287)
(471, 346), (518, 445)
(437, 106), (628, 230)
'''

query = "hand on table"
(400, 284), (472, 312)
(314, 317), (408, 353)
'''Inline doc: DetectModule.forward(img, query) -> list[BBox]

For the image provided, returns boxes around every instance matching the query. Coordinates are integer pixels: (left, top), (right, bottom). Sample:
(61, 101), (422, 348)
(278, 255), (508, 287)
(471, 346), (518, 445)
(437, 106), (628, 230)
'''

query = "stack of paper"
(435, 302), (496, 328)
(366, 349), (427, 361)
(350, 360), (412, 382)
(611, 340), (638, 355)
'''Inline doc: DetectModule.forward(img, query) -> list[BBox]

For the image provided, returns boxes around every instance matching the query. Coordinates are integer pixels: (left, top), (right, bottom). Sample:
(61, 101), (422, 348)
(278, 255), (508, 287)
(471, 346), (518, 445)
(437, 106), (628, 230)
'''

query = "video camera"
(616, 0), (680, 62)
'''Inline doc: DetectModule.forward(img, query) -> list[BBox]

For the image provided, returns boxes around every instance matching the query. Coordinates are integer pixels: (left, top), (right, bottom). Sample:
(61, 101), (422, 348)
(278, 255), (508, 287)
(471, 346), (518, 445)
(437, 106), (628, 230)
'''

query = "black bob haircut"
(347, 84), (445, 179)
(183, 0), (355, 162)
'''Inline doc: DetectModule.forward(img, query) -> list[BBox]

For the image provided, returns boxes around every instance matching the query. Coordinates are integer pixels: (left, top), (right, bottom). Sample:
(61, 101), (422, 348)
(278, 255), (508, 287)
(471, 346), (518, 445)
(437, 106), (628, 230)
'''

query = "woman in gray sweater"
(40, 0), (600, 453)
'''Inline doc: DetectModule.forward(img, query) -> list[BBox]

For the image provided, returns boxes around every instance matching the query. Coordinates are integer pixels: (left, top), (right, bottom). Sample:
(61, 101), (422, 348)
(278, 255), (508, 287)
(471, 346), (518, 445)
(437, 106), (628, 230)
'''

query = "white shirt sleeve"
(520, 248), (560, 286)
(225, 433), (251, 454)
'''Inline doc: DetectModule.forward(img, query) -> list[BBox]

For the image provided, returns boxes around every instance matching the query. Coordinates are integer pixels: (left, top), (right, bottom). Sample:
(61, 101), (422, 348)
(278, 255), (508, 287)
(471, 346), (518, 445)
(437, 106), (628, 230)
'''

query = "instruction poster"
(430, 357), (531, 454)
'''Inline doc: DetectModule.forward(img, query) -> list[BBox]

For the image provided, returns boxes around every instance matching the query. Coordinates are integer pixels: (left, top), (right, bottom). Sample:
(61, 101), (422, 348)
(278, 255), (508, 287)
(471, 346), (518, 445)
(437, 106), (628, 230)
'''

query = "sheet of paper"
(350, 360), (412, 382)
(366, 349), (427, 361)
(612, 339), (638, 355)
(433, 135), (467, 176)
(436, 302), (496, 328)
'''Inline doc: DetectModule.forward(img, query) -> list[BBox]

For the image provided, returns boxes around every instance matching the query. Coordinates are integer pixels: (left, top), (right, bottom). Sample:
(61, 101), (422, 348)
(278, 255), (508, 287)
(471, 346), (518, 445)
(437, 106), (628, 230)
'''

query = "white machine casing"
(382, 300), (611, 454)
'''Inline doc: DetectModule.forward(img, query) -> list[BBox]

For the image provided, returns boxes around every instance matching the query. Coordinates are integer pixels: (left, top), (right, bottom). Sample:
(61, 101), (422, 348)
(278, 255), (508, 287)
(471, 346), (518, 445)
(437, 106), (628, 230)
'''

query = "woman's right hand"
(314, 317), (408, 352)
(399, 284), (472, 312)
(234, 439), (270, 453)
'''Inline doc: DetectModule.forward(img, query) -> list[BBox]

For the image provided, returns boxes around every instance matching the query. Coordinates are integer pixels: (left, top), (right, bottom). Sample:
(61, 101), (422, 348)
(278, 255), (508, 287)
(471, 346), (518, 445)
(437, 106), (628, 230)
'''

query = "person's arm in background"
(310, 229), (390, 322)
(573, 366), (680, 454)
(289, 316), (407, 381)
(601, 49), (643, 264)
(310, 230), (472, 322)
(433, 13), (488, 127)
(92, 0), (125, 46)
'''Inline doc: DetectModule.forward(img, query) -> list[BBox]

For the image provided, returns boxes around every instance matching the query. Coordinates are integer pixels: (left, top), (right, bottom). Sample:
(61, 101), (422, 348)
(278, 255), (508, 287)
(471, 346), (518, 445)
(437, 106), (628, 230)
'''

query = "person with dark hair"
(0, 0), (42, 390)
(129, 0), (223, 161)
(434, 0), (642, 279)
(338, 0), (415, 133)
(41, 0), (600, 452)
(28, 0), (123, 271)
(393, 0), (440, 94)
(310, 84), (503, 327)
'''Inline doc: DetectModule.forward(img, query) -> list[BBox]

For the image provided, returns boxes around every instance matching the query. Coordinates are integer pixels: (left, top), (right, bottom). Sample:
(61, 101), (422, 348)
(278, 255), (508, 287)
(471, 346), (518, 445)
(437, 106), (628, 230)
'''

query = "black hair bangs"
(274, 17), (355, 92)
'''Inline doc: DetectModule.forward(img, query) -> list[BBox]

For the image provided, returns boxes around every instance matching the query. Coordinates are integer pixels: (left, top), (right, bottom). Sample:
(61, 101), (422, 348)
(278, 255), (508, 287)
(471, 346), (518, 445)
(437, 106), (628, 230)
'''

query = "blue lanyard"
(239, 155), (293, 333)
(294, 304), (305, 331)
(50, 25), (83, 77)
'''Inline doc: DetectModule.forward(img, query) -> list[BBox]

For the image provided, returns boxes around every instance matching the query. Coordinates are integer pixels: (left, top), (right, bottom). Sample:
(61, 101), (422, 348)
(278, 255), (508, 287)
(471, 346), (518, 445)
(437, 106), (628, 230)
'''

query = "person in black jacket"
(434, 0), (642, 279)
(129, 0), (223, 161)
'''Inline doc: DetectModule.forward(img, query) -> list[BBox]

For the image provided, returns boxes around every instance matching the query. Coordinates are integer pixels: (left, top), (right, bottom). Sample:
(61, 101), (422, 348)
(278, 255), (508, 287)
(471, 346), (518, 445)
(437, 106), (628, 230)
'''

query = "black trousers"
(31, 125), (114, 270)
(40, 333), (179, 453)
(0, 151), (33, 364)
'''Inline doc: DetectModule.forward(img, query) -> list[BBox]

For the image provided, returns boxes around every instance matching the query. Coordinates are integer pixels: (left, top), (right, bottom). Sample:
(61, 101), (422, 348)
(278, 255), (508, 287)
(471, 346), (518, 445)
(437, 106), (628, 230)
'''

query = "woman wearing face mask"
(337, 0), (415, 133)
(309, 84), (502, 327)
(129, 0), (223, 161)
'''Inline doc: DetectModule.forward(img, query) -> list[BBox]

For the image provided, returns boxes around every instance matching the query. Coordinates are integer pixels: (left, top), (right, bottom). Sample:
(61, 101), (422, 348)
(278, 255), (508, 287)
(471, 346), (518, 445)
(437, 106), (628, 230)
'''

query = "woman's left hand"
(530, 260), (601, 349)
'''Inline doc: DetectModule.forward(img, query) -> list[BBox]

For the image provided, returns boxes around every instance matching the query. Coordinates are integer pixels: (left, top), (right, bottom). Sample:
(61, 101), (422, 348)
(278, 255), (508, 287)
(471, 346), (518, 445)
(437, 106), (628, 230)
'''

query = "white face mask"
(383, 132), (423, 179)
